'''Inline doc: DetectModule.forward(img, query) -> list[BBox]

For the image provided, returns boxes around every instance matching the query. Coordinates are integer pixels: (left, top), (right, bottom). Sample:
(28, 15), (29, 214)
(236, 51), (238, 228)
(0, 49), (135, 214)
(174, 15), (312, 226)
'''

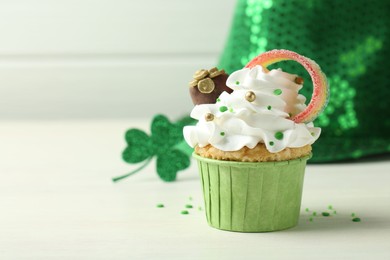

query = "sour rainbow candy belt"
(245, 49), (329, 123)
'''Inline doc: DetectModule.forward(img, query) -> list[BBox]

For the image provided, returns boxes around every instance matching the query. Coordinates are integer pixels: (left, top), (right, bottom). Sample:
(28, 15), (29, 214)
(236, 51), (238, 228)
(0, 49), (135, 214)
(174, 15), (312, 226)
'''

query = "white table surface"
(1, 120), (389, 260)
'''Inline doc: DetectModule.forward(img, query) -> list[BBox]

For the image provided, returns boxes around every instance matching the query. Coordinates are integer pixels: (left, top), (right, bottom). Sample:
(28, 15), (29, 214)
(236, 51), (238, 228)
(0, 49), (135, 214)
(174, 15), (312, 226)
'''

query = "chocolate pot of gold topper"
(189, 67), (233, 105)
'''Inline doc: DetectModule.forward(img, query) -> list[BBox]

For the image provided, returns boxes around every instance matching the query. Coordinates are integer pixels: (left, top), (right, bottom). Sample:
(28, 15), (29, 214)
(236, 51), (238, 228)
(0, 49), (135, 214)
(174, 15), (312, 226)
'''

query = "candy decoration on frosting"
(189, 67), (233, 105)
(275, 131), (284, 140)
(219, 106), (228, 112)
(245, 91), (256, 102)
(294, 76), (304, 85)
(204, 113), (214, 121)
(245, 49), (329, 123)
(273, 89), (283, 95)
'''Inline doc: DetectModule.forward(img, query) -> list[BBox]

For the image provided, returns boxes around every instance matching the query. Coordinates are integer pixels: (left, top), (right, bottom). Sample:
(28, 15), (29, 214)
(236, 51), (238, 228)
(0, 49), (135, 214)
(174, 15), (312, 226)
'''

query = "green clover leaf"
(157, 149), (190, 181)
(113, 114), (195, 183)
(151, 115), (184, 155)
(122, 129), (152, 163)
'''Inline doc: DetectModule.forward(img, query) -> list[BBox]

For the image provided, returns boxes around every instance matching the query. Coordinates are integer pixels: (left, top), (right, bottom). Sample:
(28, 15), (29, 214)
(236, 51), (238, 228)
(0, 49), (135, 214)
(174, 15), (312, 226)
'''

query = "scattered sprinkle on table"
(181, 210), (189, 215)
(304, 205), (361, 224)
(156, 204), (164, 208)
(185, 204), (193, 209)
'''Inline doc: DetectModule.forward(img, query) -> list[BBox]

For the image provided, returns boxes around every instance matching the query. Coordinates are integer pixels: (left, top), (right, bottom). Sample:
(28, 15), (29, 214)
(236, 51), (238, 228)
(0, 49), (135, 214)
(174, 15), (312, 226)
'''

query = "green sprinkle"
(219, 106), (228, 112)
(273, 89), (282, 95)
(274, 131), (284, 140)
(185, 204), (193, 209)
(181, 210), (189, 215)
(269, 141), (274, 146)
(351, 213), (356, 217)
(352, 217), (361, 222)
(322, 212), (330, 217)
(311, 132), (315, 136)
(312, 211), (317, 216)
(188, 196), (193, 201)
(309, 217), (313, 222)
(305, 208), (309, 212)
(333, 210), (337, 215)
(229, 107), (234, 112)
(267, 105), (272, 110)
(216, 98), (221, 102)
(235, 81), (240, 85)
(328, 205), (333, 210)
(220, 132), (225, 136)
(156, 204), (164, 208)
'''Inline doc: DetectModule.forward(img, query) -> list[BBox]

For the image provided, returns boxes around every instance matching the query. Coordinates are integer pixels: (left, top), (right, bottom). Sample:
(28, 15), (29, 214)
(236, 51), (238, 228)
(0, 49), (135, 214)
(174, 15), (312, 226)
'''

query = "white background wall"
(0, 0), (236, 120)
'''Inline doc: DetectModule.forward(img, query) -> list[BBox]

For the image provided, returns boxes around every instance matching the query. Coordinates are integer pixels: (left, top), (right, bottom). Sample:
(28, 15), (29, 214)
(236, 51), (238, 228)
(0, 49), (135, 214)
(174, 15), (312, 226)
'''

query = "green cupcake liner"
(193, 153), (311, 232)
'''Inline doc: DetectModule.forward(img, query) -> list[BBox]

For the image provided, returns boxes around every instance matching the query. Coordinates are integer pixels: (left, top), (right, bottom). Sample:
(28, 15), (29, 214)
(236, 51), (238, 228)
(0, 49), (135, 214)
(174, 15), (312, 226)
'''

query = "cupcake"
(184, 50), (329, 232)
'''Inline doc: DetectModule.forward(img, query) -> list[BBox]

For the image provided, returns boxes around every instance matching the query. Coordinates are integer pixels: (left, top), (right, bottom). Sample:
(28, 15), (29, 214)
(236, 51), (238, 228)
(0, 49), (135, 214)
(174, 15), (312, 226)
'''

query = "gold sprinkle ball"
(205, 113), (214, 121)
(245, 91), (256, 102)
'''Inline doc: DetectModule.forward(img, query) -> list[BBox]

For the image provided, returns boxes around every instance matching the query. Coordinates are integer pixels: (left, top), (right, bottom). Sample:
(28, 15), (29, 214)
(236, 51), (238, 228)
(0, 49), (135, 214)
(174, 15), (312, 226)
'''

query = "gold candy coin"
(189, 80), (198, 87)
(193, 69), (209, 80)
(204, 113), (214, 121)
(245, 91), (256, 102)
(198, 78), (215, 93)
(210, 69), (225, 78)
(208, 67), (218, 73)
(209, 67), (218, 73)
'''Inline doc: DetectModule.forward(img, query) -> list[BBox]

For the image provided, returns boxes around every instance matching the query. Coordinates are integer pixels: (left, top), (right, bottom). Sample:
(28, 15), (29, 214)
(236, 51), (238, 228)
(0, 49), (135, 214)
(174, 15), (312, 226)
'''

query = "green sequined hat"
(219, 0), (390, 162)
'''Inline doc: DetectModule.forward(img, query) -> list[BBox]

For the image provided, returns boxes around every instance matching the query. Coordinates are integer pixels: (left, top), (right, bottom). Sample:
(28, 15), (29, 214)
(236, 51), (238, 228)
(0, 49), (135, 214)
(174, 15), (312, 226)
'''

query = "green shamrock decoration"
(113, 115), (195, 182)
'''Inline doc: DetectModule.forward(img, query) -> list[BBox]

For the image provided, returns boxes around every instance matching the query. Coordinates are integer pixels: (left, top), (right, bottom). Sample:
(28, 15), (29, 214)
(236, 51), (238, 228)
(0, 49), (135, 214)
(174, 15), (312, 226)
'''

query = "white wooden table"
(1, 120), (389, 259)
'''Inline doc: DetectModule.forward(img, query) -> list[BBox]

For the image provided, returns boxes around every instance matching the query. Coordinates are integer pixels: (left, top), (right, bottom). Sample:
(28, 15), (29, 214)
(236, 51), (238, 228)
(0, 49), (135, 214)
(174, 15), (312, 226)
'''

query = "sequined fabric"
(219, 0), (390, 162)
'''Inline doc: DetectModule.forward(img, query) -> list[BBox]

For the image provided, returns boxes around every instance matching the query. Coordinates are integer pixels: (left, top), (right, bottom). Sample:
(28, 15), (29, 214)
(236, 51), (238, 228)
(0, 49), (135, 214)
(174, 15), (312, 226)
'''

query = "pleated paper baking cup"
(193, 153), (311, 232)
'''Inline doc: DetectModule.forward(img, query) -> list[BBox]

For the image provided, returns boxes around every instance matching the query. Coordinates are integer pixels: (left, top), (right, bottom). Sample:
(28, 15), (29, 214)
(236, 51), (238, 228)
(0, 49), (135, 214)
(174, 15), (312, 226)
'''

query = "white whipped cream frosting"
(184, 65), (321, 153)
